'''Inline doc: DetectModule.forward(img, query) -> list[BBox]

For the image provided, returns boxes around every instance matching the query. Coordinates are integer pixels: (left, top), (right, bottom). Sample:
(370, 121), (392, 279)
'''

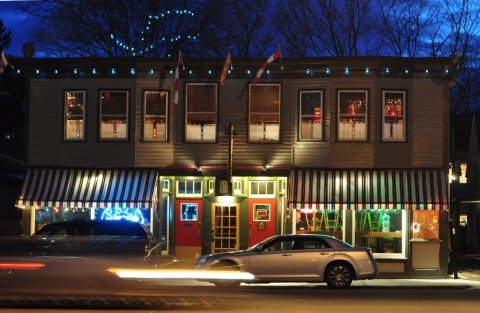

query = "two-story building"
(14, 56), (452, 277)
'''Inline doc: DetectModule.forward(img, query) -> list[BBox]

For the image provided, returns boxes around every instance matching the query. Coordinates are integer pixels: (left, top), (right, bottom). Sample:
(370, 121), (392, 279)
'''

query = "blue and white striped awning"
(16, 168), (158, 209)
(288, 169), (448, 210)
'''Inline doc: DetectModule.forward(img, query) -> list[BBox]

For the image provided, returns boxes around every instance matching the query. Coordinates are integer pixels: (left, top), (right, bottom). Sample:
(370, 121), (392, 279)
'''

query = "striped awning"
(16, 168), (158, 209)
(288, 169), (448, 210)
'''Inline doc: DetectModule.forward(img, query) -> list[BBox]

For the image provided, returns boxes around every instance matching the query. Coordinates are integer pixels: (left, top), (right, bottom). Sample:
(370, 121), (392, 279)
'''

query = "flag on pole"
(173, 50), (184, 112)
(220, 50), (232, 86)
(0, 51), (9, 75)
(252, 48), (282, 86)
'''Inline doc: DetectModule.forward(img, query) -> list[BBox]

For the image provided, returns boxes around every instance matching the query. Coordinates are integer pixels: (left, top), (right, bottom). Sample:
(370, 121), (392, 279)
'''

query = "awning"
(288, 169), (448, 210)
(16, 168), (158, 209)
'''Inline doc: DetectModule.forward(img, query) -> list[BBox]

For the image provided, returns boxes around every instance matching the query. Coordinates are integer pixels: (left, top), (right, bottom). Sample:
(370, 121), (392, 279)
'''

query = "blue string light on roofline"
(110, 9), (199, 56)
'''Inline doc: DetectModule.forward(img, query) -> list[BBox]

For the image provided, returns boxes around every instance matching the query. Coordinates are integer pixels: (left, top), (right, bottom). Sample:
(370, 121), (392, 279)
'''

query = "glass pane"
(145, 91), (167, 115)
(338, 91), (367, 141)
(383, 91), (406, 141)
(194, 181), (202, 193)
(65, 91), (85, 140)
(250, 85), (280, 113)
(100, 118), (127, 139)
(258, 182), (266, 195)
(178, 181), (186, 194)
(412, 211), (439, 240)
(187, 84), (216, 112)
(101, 91), (127, 115)
(267, 181), (274, 195)
(186, 181), (193, 194)
(301, 91), (322, 115)
(355, 209), (402, 254)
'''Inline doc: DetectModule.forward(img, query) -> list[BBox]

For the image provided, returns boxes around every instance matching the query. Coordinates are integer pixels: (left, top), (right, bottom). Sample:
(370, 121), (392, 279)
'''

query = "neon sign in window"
(99, 208), (148, 225)
(181, 203), (198, 221)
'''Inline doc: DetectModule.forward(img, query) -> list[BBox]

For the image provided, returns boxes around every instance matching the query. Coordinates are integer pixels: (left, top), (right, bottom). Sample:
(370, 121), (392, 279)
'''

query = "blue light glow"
(100, 208), (146, 224)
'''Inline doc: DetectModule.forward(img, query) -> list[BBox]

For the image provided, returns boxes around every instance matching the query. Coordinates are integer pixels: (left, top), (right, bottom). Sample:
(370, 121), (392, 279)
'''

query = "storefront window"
(382, 90), (406, 142)
(249, 84), (281, 142)
(337, 90), (368, 141)
(185, 83), (217, 142)
(99, 90), (129, 140)
(354, 209), (404, 255)
(35, 207), (90, 231)
(64, 91), (86, 140)
(295, 209), (343, 239)
(144, 90), (168, 141)
(412, 211), (439, 240)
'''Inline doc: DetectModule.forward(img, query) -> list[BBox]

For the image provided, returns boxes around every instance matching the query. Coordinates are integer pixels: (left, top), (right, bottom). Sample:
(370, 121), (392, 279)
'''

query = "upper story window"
(185, 83), (217, 142)
(337, 90), (368, 141)
(299, 90), (323, 141)
(249, 84), (281, 142)
(177, 180), (203, 197)
(64, 90), (86, 141)
(250, 181), (275, 198)
(99, 90), (129, 140)
(382, 90), (406, 142)
(144, 91), (168, 141)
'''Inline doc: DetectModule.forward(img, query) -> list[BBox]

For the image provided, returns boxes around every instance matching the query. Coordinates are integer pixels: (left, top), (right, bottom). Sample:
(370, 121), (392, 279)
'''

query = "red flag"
(173, 50), (184, 112)
(252, 49), (282, 86)
(219, 51), (232, 86)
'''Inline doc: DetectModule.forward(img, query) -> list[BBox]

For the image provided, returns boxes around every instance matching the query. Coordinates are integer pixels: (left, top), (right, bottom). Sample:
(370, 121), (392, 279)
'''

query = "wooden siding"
(26, 71), (448, 170)
(28, 79), (137, 168)
(134, 78), (174, 167)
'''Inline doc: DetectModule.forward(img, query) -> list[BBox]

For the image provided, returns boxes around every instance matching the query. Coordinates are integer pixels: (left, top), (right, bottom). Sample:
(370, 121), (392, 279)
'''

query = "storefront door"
(174, 199), (203, 259)
(211, 203), (240, 254)
(248, 199), (276, 247)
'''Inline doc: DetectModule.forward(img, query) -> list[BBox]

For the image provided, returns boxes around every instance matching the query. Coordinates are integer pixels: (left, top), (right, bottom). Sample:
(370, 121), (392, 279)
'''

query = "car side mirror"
(255, 245), (263, 253)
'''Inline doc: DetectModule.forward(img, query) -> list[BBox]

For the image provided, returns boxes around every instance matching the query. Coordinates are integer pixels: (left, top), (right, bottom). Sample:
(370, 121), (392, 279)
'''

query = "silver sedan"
(196, 234), (377, 289)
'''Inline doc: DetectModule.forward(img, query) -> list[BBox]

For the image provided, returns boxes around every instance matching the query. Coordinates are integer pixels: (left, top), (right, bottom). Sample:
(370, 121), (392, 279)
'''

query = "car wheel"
(212, 261), (241, 288)
(325, 262), (353, 289)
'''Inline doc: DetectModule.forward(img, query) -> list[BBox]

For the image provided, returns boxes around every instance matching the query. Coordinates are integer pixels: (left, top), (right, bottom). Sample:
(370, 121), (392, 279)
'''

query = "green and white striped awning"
(288, 169), (448, 210)
(16, 168), (158, 209)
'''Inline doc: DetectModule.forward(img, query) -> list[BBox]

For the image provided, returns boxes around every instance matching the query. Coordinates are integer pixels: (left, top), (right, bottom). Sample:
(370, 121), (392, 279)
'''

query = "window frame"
(249, 180), (276, 198)
(248, 83), (281, 143)
(176, 180), (203, 197)
(381, 89), (407, 142)
(185, 83), (218, 143)
(299, 89), (324, 141)
(98, 89), (130, 141)
(143, 90), (169, 142)
(336, 89), (369, 142)
(63, 90), (86, 141)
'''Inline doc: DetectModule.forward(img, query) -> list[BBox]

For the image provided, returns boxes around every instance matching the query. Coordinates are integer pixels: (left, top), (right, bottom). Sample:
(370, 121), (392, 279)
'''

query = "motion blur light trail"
(0, 262), (45, 270)
(108, 268), (255, 280)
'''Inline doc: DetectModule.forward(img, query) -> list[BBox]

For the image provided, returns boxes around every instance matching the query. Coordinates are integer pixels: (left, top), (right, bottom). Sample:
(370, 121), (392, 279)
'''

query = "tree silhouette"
(0, 19), (12, 52)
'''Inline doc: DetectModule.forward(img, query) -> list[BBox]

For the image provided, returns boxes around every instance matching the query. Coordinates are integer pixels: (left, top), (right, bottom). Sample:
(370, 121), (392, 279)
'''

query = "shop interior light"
(92, 68), (97, 75)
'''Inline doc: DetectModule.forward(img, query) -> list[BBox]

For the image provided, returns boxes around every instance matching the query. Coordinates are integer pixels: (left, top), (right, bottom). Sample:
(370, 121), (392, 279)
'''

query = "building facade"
(15, 56), (452, 277)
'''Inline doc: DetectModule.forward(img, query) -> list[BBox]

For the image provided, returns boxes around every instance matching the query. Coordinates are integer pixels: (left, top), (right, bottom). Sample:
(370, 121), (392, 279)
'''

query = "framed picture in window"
(180, 203), (198, 221)
(381, 90), (407, 142)
(253, 204), (271, 221)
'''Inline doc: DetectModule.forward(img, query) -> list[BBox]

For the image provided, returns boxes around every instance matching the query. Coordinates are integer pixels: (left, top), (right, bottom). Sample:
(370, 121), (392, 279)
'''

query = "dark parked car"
(196, 234), (378, 289)
(31, 219), (159, 257)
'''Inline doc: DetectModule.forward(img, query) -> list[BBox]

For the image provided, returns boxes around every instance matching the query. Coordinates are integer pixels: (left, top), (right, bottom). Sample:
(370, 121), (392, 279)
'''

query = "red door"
(175, 199), (203, 259)
(247, 199), (276, 247)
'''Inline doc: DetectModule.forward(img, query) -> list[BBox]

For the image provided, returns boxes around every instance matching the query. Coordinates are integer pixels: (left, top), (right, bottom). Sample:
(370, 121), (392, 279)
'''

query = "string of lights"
(109, 9), (199, 56)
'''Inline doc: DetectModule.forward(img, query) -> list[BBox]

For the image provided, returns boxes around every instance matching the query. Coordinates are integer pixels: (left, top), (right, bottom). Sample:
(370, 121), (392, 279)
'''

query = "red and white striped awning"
(288, 169), (448, 210)
(16, 168), (158, 209)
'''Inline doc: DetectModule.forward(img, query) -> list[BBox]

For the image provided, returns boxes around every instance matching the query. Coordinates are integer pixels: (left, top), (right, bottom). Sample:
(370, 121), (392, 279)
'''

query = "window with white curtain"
(185, 83), (217, 142)
(64, 90), (86, 140)
(382, 90), (406, 142)
(337, 90), (368, 141)
(249, 84), (281, 142)
(299, 90), (323, 141)
(99, 90), (129, 140)
(144, 90), (168, 141)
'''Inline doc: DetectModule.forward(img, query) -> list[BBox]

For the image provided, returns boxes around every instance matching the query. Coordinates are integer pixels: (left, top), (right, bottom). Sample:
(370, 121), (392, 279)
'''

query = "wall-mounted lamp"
(262, 163), (271, 172)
